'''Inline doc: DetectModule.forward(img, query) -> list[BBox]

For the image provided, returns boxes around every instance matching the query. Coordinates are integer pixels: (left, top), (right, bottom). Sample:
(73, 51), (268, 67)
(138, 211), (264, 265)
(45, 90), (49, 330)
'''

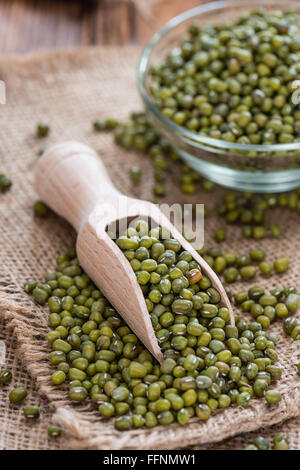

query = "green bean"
(33, 201), (50, 217)
(9, 386), (28, 404)
(274, 258), (290, 273)
(0, 173), (12, 192)
(37, 122), (50, 137)
(253, 436), (270, 450)
(265, 389), (281, 405)
(23, 405), (40, 420)
(48, 425), (62, 438)
(215, 228), (226, 243)
(0, 370), (12, 385)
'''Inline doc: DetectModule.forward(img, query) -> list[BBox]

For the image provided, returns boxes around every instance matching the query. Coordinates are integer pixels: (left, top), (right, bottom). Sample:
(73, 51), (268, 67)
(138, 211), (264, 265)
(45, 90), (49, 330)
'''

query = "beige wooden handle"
(35, 141), (120, 231)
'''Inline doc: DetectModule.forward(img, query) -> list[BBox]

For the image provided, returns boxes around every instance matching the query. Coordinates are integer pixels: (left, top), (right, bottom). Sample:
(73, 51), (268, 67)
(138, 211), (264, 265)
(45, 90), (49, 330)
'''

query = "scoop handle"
(35, 141), (120, 231)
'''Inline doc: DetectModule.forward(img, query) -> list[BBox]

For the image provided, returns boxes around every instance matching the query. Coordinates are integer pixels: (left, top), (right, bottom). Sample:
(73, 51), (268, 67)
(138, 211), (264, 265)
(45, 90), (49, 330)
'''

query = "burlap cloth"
(0, 46), (300, 450)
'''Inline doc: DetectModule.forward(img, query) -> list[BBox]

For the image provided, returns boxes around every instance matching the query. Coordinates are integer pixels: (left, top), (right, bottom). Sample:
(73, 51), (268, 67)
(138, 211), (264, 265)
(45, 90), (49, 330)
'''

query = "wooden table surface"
(0, 0), (202, 54)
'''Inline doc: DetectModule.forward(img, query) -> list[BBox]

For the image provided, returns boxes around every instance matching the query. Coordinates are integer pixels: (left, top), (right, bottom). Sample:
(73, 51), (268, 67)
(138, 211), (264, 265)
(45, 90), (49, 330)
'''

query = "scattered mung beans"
(198, 245), (285, 285)
(216, 189), (300, 240)
(93, 118), (119, 131)
(104, 111), (214, 198)
(235, 285), (299, 328)
(245, 432), (289, 450)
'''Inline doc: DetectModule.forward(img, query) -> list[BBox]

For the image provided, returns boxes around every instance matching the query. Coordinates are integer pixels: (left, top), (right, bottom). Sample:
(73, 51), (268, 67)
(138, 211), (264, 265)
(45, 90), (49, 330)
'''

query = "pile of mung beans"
(24, 221), (284, 431)
(149, 9), (300, 145)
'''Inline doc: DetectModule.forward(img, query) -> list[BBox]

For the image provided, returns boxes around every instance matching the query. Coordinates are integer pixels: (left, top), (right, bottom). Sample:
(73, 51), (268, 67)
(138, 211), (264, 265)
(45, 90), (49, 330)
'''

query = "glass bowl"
(138, 0), (300, 193)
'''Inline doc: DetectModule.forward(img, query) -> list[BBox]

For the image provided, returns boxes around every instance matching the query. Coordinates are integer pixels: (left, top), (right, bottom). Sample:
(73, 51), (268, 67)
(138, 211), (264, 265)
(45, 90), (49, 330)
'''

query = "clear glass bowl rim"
(137, 0), (300, 155)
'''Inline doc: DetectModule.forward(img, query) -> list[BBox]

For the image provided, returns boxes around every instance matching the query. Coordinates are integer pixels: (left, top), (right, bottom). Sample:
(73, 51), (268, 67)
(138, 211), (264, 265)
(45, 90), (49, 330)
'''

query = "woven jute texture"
(1, 46), (300, 450)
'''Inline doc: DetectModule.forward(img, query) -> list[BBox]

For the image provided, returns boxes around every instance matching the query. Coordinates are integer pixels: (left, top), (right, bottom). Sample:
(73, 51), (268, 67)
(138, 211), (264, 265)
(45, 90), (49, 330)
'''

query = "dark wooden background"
(0, 0), (203, 54)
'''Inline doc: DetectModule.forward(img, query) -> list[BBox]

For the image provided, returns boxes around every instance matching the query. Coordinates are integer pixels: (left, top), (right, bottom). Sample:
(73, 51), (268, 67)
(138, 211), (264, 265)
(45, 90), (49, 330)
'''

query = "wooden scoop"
(35, 141), (234, 363)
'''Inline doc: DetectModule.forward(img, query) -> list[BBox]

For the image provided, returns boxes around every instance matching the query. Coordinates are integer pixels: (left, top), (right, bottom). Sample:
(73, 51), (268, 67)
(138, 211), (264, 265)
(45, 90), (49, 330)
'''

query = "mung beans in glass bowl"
(138, 0), (300, 192)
